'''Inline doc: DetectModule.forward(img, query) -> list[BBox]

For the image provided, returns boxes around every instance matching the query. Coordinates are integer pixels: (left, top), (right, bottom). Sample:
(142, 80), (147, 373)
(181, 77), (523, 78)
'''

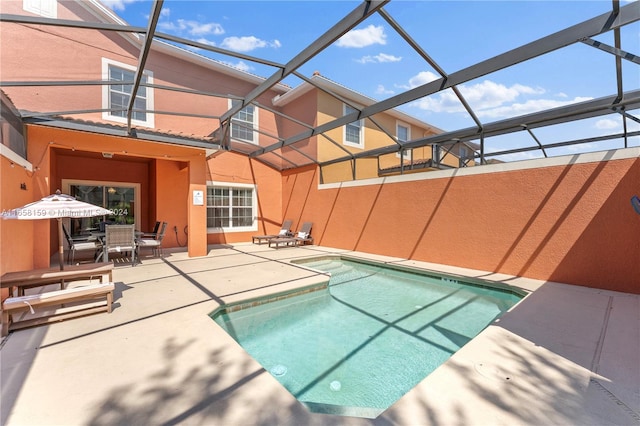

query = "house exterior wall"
(0, 0), (287, 264)
(0, 155), (36, 275)
(281, 150), (640, 294)
(0, 0), (284, 141)
(19, 124), (208, 260)
(205, 151), (283, 244)
(313, 91), (444, 183)
(278, 89), (318, 166)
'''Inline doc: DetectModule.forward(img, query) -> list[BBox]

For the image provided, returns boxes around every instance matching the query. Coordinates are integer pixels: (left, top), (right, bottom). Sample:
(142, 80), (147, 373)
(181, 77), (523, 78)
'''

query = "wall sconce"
(108, 187), (116, 194)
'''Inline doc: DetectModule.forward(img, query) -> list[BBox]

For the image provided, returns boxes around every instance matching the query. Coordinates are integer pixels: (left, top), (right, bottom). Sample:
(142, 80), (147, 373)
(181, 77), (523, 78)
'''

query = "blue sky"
(102, 0), (639, 161)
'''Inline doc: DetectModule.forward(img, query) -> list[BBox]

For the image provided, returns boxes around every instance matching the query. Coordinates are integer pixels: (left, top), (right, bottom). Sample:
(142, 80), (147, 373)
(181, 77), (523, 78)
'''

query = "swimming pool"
(212, 256), (525, 418)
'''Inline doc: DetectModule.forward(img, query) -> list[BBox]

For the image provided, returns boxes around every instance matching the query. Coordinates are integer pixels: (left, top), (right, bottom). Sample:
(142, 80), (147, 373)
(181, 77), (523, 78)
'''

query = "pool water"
(212, 257), (523, 418)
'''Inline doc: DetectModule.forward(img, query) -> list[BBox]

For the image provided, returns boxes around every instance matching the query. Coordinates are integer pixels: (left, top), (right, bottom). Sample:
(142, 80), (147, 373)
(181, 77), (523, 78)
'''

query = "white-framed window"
(459, 145), (469, 167)
(343, 104), (364, 148)
(228, 99), (258, 144)
(206, 181), (257, 233)
(432, 144), (441, 164)
(102, 58), (154, 127)
(23, 0), (57, 18)
(396, 121), (411, 160)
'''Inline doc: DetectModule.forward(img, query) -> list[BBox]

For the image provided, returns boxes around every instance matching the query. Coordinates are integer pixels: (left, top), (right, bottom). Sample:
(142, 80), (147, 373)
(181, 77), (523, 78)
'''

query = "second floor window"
(344, 104), (364, 148)
(230, 100), (257, 144)
(102, 58), (154, 127)
(432, 144), (441, 165)
(396, 122), (411, 160)
(23, 0), (57, 18)
(459, 146), (469, 167)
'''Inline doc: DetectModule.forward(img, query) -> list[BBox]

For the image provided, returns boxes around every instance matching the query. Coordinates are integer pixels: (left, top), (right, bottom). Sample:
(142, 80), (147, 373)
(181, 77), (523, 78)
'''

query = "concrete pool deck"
(1, 243), (638, 425)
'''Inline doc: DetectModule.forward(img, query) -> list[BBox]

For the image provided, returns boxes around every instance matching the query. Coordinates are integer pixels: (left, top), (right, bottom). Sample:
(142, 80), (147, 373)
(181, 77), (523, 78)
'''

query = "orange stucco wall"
(0, 155), (36, 276)
(282, 155), (640, 294)
(0, 1), (284, 145)
(205, 151), (283, 244)
(1, 124), (208, 266)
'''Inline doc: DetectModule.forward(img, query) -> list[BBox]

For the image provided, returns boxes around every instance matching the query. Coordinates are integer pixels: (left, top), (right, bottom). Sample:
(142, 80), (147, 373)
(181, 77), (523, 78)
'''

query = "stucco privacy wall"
(282, 149), (640, 294)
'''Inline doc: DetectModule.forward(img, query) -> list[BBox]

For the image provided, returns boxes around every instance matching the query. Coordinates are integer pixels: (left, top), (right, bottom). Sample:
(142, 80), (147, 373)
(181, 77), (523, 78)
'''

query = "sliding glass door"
(64, 181), (139, 236)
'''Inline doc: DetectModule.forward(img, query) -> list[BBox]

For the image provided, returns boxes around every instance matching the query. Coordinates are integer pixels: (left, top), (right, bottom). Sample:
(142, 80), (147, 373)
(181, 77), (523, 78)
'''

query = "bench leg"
(2, 311), (9, 337)
(107, 292), (113, 313)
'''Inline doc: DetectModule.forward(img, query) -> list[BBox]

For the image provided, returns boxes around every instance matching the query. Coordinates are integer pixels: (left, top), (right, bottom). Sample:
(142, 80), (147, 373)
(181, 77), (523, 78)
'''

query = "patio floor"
(1, 243), (638, 425)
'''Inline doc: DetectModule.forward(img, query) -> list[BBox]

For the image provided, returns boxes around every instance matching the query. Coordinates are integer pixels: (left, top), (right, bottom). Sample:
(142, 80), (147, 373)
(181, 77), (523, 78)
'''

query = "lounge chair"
(269, 222), (313, 248)
(252, 219), (293, 244)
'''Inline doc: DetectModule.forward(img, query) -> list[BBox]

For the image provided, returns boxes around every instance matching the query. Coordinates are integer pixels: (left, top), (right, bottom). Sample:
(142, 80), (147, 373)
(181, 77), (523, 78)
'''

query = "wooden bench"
(1, 282), (115, 337)
(0, 263), (113, 297)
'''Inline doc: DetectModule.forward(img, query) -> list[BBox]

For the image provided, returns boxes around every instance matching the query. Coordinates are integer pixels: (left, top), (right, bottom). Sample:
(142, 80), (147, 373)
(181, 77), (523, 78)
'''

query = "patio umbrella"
(2, 190), (111, 270)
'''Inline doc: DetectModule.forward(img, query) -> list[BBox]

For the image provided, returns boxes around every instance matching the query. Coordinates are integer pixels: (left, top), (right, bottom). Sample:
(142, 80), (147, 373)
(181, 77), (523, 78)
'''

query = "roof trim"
(23, 116), (220, 151)
(151, 40), (290, 94)
(273, 73), (444, 133)
(75, 0), (290, 94)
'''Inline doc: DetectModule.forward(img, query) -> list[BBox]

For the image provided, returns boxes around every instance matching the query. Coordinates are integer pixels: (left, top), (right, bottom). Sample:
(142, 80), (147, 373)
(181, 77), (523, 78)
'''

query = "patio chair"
(268, 222), (313, 248)
(140, 221), (161, 238)
(136, 221), (168, 258)
(104, 224), (137, 265)
(62, 224), (102, 264)
(252, 219), (293, 244)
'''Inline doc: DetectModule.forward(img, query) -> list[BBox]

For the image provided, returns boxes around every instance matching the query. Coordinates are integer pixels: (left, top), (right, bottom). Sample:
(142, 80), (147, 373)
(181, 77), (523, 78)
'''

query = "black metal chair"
(136, 221), (168, 257)
(62, 224), (102, 264)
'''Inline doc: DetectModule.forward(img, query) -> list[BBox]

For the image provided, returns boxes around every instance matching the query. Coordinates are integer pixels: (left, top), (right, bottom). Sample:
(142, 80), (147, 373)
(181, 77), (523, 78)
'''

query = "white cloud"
(356, 53), (402, 64)
(337, 25), (386, 48)
(595, 116), (640, 132)
(195, 38), (216, 47)
(158, 19), (224, 36)
(406, 75), (588, 119)
(459, 81), (546, 110)
(396, 71), (439, 90)
(595, 118), (620, 129)
(101, 0), (138, 11)
(220, 36), (280, 52)
(160, 8), (170, 18)
(375, 84), (394, 95)
(476, 97), (592, 119)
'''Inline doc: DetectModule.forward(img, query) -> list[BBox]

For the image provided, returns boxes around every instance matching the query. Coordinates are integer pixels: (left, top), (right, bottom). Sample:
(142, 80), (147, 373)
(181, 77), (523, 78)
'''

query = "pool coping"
(2, 244), (637, 425)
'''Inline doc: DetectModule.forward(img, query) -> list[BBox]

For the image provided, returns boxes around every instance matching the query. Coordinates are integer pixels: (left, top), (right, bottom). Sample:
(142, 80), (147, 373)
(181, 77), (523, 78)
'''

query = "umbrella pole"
(57, 218), (65, 270)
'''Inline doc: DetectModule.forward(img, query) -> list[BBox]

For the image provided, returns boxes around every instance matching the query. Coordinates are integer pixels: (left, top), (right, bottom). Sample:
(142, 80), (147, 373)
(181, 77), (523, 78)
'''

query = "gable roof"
(273, 72), (443, 134)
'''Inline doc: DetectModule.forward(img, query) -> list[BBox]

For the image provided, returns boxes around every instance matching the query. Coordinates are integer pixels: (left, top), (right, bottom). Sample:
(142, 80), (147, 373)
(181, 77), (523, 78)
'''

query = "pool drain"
(330, 380), (342, 391)
(475, 362), (513, 382)
(270, 365), (287, 377)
